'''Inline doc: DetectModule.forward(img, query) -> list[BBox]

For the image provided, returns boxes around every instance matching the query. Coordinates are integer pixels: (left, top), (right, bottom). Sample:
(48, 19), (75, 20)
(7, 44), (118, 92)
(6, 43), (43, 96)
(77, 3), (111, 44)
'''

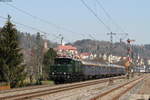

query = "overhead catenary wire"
(0, 16), (58, 39)
(0, 16), (72, 43)
(4, 3), (81, 35)
(4, 2), (114, 42)
(80, 0), (112, 32)
(95, 0), (128, 41)
(80, 0), (128, 41)
(0, 16), (7, 20)
(2, 1), (128, 42)
(95, 0), (125, 33)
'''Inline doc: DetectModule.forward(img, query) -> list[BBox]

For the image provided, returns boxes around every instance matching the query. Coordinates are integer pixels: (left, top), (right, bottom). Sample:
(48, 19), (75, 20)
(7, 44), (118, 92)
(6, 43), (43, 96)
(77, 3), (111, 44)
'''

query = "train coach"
(50, 57), (126, 83)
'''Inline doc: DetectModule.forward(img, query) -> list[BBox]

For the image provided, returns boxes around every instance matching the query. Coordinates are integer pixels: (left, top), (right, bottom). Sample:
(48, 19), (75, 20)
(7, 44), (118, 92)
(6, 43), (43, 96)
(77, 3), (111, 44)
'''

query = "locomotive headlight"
(52, 72), (54, 75)
(67, 76), (70, 78)
(64, 72), (66, 75)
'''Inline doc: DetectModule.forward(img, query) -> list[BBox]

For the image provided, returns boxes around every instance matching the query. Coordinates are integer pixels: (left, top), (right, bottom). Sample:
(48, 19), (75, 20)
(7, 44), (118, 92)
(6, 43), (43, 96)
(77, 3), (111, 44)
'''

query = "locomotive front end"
(50, 58), (75, 83)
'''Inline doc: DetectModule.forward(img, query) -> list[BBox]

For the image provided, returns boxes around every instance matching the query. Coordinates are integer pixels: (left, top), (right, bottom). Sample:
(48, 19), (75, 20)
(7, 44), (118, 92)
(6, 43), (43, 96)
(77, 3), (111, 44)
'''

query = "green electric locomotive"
(50, 57), (83, 83)
(50, 57), (126, 83)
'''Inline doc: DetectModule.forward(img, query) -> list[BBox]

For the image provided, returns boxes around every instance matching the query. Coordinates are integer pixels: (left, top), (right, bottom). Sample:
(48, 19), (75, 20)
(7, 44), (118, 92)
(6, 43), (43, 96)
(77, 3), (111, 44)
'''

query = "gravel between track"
(32, 76), (139, 100)
(0, 76), (124, 100)
(119, 74), (150, 100)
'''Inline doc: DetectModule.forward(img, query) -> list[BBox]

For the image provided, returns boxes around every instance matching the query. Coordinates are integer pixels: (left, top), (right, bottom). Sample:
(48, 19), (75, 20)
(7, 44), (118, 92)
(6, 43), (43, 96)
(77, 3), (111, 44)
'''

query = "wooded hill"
(72, 39), (150, 59)
(19, 34), (150, 59)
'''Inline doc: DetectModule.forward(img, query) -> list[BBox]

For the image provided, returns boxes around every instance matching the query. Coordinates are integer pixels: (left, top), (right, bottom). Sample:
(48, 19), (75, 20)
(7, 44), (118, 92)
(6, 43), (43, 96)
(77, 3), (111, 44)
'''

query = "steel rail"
(0, 76), (125, 100)
(90, 76), (144, 100)
(0, 85), (52, 94)
(112, 75), (147, 100)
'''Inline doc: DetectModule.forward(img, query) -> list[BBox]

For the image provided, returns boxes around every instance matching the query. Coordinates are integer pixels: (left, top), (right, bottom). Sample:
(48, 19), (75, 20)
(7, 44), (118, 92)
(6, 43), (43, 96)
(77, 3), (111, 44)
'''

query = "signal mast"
(126, 39), (135, 78)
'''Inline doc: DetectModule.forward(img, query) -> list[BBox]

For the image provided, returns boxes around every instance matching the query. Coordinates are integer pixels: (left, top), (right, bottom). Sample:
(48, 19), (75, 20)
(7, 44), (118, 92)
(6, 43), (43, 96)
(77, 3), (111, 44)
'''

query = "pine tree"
(43, 48), (57, 80)
(0, 15), (26, 88)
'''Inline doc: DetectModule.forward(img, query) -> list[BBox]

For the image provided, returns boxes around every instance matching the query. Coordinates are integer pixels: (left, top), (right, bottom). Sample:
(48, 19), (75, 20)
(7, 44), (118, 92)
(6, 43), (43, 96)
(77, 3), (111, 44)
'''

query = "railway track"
(0, 85), (52, 94)
(0, 76), (125, 100)
(90, 75), (146, 100)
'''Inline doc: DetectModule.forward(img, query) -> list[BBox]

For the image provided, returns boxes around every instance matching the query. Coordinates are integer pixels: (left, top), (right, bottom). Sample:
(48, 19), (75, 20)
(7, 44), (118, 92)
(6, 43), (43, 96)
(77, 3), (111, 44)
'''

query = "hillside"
(72, 39), (150, 59)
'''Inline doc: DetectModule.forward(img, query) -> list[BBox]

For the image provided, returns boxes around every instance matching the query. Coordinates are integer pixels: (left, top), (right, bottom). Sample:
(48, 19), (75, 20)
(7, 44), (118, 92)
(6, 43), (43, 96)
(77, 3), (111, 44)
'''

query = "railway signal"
(126, 38), (135, 79)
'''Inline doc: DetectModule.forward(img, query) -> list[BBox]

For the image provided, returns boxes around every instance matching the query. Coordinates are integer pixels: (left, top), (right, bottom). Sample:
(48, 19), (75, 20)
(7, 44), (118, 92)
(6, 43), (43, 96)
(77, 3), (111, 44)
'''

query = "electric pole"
(107, 32), (116, 85)
(107, 32), (116, 64)
(36, 32), (43, 84)
(59, 34), (64, 45)
(107, 32), (116, 44)
(8, 15), (11, 22)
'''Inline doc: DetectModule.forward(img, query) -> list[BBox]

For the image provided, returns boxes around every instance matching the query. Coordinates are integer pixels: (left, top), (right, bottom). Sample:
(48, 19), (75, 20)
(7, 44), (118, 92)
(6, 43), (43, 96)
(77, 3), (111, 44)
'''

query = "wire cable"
(80, 0), (112, 32)
(0, 16), (72, 43)
(0, 16), (58, 39)
(95, 0), (129, 41)
(95, 0), (125, 33)
(4, 3), (80, 35)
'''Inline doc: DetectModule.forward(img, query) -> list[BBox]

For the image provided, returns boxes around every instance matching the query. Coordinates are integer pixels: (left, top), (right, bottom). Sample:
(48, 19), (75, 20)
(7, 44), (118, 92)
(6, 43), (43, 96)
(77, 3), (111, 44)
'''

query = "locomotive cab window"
(54, 58), (72, 65)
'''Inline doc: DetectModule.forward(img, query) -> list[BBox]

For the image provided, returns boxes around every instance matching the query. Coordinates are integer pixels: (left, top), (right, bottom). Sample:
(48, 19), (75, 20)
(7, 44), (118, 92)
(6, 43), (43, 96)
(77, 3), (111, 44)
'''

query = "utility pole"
(36, 32), (43, 84)
(107, 32), (116, 44)
(107, 32), (116, 85)
(59, 34), (64, 45)
(8, 15), (11, 22)
(107, 32), (116, 63)
(61, 36), (64, 45)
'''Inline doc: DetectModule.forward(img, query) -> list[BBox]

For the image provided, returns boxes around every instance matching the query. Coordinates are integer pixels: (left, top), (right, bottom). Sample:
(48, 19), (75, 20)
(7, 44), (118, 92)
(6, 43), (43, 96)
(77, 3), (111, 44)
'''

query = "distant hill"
(18, 32), (150, 59)
(71, 39), (150, 59)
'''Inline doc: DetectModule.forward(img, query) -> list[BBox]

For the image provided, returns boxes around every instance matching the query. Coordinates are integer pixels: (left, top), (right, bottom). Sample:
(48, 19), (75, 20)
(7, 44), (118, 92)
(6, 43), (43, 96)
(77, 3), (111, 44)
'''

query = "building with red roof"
(55, 45), (78, 58)
(80, 52), (94, 59)
(56, 45), (77, 51)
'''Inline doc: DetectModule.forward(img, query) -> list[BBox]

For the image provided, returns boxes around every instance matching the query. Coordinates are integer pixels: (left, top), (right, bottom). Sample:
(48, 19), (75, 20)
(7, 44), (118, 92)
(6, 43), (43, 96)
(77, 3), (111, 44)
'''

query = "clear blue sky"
(0, 0), (150, 44)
